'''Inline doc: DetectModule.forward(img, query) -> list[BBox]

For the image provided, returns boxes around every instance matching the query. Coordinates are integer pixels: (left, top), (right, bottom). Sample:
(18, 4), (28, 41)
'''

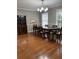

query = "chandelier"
(37, 0), (48, 12)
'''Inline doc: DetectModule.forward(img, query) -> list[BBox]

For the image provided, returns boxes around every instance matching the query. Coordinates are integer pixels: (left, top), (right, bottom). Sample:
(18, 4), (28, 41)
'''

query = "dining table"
(42, 27), (61, 40)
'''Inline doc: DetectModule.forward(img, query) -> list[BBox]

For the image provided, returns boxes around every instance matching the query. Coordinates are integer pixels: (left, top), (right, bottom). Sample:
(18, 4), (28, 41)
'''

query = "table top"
(42, 27), (60, 30)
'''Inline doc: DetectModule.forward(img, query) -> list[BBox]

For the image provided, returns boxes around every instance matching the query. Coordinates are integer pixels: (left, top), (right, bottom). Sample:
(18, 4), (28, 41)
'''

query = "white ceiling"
(17, 0), (62, 11)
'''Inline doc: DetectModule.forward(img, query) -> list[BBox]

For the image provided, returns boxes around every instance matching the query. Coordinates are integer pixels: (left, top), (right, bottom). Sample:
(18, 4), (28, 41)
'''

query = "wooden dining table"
(42, 27), (61, 40)
(33, 26), (61, 41)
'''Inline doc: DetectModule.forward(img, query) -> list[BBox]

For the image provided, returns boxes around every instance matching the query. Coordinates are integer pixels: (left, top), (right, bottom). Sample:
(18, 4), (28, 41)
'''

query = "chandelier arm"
(37, 0), (48, 12)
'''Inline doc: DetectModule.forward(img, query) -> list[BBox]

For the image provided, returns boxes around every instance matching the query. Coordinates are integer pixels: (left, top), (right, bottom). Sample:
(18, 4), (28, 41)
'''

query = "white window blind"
(42, 13), (48, 28)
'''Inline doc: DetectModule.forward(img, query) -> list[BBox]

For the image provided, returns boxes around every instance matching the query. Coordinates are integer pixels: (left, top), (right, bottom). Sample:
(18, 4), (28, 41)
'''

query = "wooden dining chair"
(37, 26), (46, 38)
(38, 26), (49, 39)
(51, 29), (57, 41)
(52, 25), (57, 29)
(33, 25), (39, 35)
(45, 25), (48, 27)
(55, 28), (62, 44)
(43, 29), (50, 39)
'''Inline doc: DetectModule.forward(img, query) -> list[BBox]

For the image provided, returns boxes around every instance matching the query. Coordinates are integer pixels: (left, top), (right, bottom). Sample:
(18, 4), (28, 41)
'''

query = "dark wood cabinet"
(17, 15), (27, 35)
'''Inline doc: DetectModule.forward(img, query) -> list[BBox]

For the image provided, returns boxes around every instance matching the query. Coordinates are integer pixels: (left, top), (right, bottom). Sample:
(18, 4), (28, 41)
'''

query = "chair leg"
(56, 35), (62, 44)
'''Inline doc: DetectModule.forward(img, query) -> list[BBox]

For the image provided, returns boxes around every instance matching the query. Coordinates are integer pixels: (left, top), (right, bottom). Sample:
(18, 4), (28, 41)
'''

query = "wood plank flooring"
(17, 33), (62, 59)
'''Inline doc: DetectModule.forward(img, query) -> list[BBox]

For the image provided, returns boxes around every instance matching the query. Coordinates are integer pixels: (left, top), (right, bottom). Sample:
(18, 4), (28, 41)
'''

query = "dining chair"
(51, 29), (57, 41)
(33, 25), (38, 35)
(52, 25), (57, 29)
(45, 25), (48, 27)
(55, 28), (62, 44)
(37, 26), (45, 38)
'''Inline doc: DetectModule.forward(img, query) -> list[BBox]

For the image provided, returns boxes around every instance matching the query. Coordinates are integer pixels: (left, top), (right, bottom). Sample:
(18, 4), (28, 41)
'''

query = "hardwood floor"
(17, 33), (62, 59)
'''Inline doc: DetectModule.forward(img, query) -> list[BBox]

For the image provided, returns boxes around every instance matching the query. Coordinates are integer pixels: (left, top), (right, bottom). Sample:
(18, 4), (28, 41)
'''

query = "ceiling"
(17, 0), (62, 11)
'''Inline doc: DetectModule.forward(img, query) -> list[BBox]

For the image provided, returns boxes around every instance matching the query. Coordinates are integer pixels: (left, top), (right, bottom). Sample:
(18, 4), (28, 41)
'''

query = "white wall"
(17, 9), (40, 33)
(48, 8), (56, 26)
(48, 6), (62, 27)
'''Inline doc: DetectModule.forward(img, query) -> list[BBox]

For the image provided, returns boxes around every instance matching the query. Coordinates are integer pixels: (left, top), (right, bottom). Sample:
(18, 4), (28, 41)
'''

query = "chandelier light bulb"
(45, 7), (48, 12)
(40, 9), (42, 12)
(41, 7), (44, 10)
(37, 8), (40, 11)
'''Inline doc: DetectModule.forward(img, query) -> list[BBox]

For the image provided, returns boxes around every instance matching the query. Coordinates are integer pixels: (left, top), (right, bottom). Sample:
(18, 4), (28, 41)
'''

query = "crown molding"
(17, 8), (36, 12)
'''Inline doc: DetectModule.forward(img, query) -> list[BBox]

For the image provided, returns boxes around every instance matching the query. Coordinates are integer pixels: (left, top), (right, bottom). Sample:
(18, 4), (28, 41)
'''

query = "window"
(56, 9), (62, 28)
(42, 12), (48, 28)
